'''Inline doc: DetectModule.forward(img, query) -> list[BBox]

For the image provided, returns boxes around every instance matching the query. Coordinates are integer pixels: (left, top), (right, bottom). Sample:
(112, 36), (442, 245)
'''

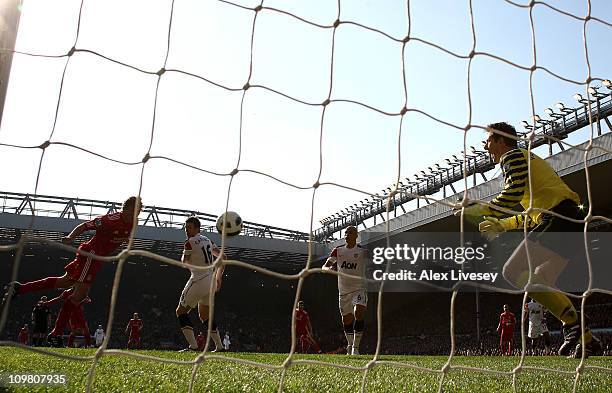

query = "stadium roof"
(0, 194), (327, 269)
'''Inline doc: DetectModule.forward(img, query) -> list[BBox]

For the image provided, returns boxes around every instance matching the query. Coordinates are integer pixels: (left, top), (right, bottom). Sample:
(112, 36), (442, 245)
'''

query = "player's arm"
(125, 321), (131, 335)
(480, 151), (529, 225)
(462, 151), (528, 234)
(62, 222), (89, 244)
(63, 215), (106, 244)
(322, 248), (338, 271)
(488, 151), (527, 221)
(211, 244), (226, 260)
(43, 295), (64, 307)
(182, 240), (192, 263)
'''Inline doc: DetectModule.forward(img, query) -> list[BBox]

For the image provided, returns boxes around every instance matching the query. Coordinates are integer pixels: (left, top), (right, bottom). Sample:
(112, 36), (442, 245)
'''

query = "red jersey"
(498, 311), (516, 333)
(127, 319), (143, 336)
(80, 212), (135, 256)
(18, 328), (29, 344)
(295, 309), (310, 331)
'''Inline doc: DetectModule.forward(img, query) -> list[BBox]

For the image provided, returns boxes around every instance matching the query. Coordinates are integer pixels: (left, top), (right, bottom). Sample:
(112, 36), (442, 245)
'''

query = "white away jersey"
(329, 244), (367, 295)
(182, 234), (216, 279)
(526, 301), (545, 326)
(94, 328), (105, 341)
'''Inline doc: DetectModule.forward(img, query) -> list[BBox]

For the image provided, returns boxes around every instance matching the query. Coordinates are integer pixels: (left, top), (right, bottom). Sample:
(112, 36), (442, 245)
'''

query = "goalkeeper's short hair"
(487, 122), (518, 148)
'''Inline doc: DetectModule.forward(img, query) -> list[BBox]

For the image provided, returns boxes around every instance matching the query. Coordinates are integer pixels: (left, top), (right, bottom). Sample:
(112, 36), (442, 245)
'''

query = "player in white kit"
(94, 325), (105, 347)
(323, 226), (367, 355)
(176, 217), (225, 352)
(223, 332), (231, 351)
(525, 298), (551, 355)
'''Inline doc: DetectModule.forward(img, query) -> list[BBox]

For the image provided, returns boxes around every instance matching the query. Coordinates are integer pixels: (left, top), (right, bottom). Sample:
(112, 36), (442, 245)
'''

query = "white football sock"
(353, 332), (363, 350)
(345, 332), (354, 347)
(181, 327), (198, 349)
(211, 330), (222, 349)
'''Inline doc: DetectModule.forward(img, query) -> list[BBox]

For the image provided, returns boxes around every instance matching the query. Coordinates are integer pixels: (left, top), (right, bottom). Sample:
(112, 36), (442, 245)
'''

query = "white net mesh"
(1, 0), (612, 392)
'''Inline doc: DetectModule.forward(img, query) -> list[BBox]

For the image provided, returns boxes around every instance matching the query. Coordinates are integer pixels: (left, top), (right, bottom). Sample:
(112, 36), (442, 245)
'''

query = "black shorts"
(530, 199), (584, 234)
(529, 199), (589, 291)
(529, 199), (584, 251)
(528, 199), (585, 256)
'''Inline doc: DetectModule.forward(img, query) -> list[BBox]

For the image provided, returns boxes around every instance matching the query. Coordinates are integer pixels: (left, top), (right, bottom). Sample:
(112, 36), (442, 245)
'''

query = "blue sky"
(0, 0), (610, 232)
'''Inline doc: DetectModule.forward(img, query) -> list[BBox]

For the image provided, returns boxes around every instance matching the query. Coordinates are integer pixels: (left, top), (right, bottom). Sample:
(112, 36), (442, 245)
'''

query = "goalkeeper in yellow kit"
(455, 122), (601, 358)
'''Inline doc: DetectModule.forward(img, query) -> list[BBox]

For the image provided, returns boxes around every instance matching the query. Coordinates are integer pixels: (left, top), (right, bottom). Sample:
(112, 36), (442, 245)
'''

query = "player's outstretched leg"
(503, 248), (599, 357)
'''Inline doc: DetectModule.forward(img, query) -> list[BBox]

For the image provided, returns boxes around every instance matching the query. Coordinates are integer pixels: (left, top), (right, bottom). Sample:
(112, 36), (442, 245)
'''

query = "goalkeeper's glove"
(479, 217), (505, 241)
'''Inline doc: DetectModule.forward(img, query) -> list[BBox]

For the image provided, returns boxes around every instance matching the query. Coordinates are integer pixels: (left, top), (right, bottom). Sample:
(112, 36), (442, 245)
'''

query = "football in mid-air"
(216, 211), (243, 236)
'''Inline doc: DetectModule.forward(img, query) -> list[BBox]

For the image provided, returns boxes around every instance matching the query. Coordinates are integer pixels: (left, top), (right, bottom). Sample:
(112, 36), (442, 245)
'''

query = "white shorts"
(528, 322), (548, 339)
(339, 289), (367, 315)
(179, 275), (215, 308)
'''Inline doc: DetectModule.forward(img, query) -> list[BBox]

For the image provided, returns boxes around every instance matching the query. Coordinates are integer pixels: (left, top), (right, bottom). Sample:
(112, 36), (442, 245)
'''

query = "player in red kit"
(196, 331), (205, 350)
(18, 324), (29, 345)
(497, 304), (516, 355)
(294, 301), (321, 354)
(126, 313), (143, 349)
(44, 289), (92, 348)
(2, 196), (142, 347)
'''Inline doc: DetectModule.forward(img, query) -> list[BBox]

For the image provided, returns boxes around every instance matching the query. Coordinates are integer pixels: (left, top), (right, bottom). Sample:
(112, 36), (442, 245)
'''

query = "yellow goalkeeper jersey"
(483, 148), (580, 230)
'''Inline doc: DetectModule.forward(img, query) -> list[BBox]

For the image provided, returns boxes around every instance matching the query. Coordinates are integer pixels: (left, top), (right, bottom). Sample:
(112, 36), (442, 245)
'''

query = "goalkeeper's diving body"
(455, 122), (601, 358)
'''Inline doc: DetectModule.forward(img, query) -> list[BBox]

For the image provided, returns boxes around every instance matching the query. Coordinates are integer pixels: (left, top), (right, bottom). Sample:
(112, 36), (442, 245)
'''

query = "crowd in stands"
(3, 251), (612, 356)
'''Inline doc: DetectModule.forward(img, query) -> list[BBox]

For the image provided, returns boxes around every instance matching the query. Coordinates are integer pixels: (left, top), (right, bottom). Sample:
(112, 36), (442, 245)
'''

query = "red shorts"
(69, 310), (87, 331)
(501, 332), (514, 341)
(65, 245), (102, 284)
(129, 335), (140, 342)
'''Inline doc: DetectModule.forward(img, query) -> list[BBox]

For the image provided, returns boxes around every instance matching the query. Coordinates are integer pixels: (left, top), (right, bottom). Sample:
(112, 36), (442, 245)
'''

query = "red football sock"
(84, 331), (91, 347)
(67, 333), (75, 347)
(18, 277), (60, 294)
(312, 339), (321, 353)
(50, 299), (77, 336)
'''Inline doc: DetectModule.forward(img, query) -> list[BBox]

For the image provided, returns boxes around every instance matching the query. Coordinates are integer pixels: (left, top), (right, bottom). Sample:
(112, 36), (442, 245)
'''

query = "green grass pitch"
(0, 348), (611, 392)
